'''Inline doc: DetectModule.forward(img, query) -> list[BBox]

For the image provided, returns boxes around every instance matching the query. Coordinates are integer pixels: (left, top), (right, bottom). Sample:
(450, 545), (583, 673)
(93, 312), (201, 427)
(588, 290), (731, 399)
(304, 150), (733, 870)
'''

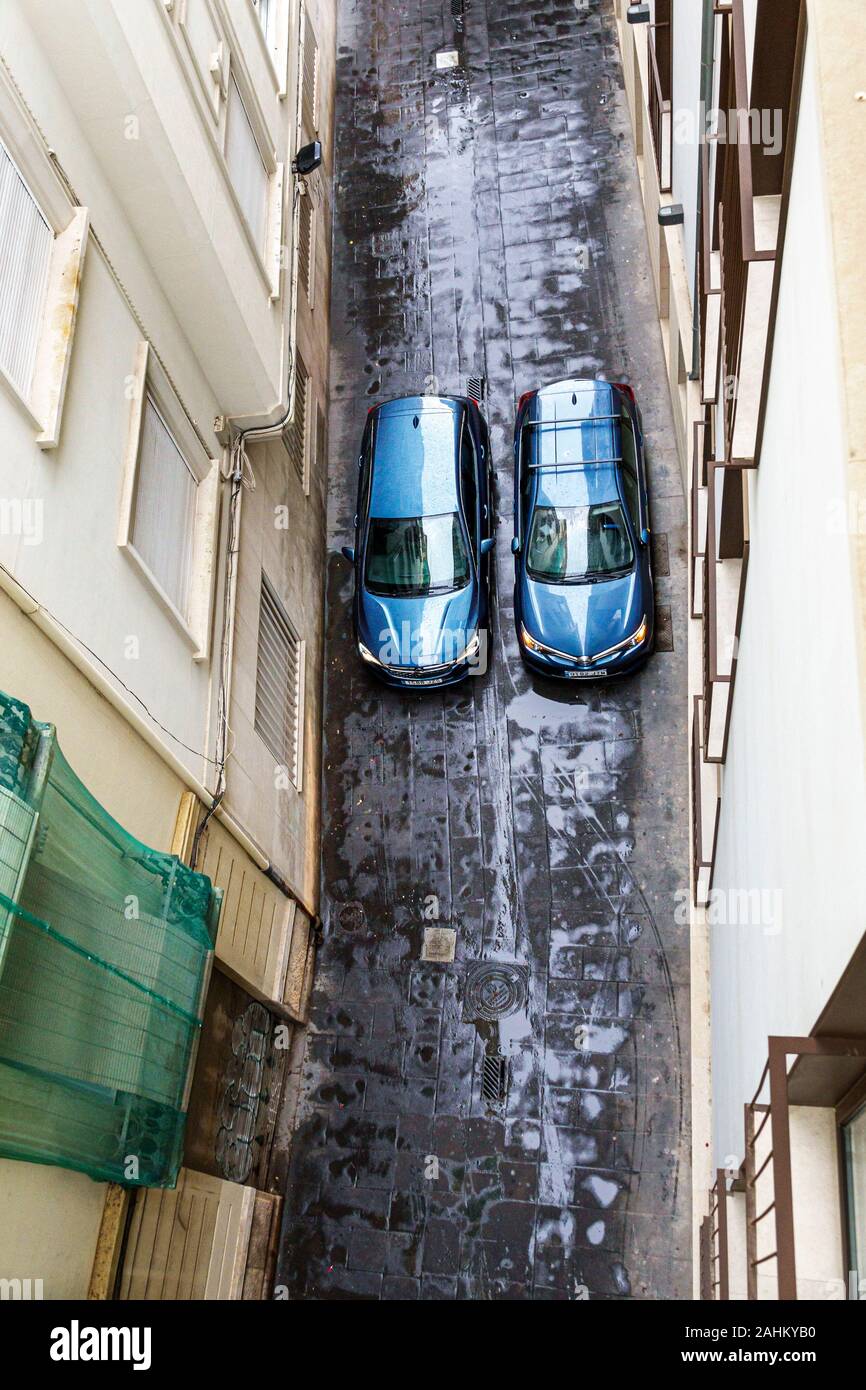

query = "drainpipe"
(691, 0), (716, 379)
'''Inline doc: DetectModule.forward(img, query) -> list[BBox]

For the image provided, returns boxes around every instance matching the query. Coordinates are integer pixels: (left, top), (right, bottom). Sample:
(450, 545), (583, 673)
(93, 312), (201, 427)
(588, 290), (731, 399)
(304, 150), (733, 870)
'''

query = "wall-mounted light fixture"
(292, 141), (323, 176)
(627, 3), (651, 23)
(658, 204), (685, 227)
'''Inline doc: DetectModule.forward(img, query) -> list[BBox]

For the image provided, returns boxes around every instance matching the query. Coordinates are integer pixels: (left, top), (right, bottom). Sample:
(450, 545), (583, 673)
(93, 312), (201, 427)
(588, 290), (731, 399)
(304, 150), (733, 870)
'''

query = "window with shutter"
(255, 573), (302, 784)
(284, 353), (310, 488)
(225, 76), (268, 252)
(298, 188), (315, 304)
(0, 138), (53, 402)
(300, 5), (320, 138)
(132, 393), (197, 616)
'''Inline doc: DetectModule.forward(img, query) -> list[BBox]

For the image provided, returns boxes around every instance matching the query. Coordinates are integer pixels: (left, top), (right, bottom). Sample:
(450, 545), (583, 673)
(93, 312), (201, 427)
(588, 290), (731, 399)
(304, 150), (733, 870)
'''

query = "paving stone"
(277, 0), (690, 1303)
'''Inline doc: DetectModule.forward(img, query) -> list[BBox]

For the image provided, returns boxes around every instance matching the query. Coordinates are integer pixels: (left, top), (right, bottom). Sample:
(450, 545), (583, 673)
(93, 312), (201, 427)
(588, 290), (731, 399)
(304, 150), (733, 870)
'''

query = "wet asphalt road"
(277, 0), (691, 1300)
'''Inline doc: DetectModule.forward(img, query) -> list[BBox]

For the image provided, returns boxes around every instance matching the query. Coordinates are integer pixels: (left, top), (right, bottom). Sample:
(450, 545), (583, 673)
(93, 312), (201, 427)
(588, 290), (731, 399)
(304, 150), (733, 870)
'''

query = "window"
(298, 187), (315, 304)
(252, 0), (272, 43)
(460, 430), (478, 553)
(527, 502), (634, 582)
(300, 3), (320, 139)
(366, 515), (470, 597)
(132, 394), (197, 616)
(0, 138), (53, 401)
(620, 414), (641, 530)
(225, 76), (268, 251)
(285, 352), (310, 488)
(255, 572), (303, 784)
(843, 1103), (866, 1298)
(118, 343), (220, 657)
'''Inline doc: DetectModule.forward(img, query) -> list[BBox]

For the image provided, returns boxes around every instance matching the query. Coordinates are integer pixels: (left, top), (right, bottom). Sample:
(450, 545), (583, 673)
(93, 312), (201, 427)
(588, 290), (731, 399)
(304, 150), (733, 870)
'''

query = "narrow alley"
(277, 0), (691, 1300)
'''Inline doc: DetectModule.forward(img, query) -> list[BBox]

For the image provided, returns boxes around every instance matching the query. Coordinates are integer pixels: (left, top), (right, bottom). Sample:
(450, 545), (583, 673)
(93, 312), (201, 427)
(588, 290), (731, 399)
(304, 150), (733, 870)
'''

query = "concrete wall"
(710, 35), (866, 1165)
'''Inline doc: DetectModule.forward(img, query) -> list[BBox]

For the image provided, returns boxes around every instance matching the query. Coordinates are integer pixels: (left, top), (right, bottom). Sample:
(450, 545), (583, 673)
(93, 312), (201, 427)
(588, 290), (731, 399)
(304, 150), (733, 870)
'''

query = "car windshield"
(527, 502), (634, 582)
(366, 512), (470, 597)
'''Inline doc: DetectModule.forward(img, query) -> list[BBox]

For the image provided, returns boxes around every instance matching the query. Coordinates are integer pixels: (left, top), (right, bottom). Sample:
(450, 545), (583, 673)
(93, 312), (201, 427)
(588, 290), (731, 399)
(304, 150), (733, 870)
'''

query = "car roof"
(523, 379), (626, 505)
(370, 397), (462, 519)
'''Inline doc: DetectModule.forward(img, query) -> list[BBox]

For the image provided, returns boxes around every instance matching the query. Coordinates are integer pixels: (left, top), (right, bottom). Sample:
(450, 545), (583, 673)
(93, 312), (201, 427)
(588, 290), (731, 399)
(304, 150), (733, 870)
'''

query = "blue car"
(512, 378), (654, 681)
(342, 395), (494, 689)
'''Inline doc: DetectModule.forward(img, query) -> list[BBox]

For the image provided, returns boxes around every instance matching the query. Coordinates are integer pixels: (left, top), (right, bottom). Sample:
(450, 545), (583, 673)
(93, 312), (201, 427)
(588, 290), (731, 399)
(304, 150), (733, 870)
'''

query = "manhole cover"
(338, 900), (366, 932)
(464, 961), (528, 1022)
(655, 603), (674, 652)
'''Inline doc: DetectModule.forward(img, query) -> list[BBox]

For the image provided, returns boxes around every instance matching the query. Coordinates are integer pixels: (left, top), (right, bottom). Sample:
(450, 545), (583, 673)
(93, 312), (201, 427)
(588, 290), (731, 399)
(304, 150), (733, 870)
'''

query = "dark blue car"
(342, 395), (494, 688)
(512, 378), (654, 681)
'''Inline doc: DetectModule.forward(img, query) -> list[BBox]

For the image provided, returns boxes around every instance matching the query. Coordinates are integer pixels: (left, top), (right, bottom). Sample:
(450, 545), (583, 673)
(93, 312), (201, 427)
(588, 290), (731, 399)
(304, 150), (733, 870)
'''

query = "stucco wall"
(0, 1159), (105, 1300)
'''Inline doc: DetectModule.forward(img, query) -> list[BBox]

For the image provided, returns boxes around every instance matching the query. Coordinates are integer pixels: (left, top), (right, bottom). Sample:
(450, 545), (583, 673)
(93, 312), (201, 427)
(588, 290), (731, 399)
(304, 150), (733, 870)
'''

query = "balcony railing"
(698, 1036), (866, 1301)
(701, 446), (749, 763)
(699, 139), (721, 403)
(711, 0), (779, 464)
(704, 1168), (732, 1300)
(647, 23), (672, 193)
(691, 695), (719, 908)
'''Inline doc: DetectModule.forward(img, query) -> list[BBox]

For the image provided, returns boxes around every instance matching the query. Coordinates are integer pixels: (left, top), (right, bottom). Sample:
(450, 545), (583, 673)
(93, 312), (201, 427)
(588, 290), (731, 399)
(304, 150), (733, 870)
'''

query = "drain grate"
(338, 900), (367, 932)
(651, 531), (670, 577)
(451, 0), (464, 14)
(655, 603), (674, 652)
(467, 376), (486, 404)
(464, 961), (528, 1022)
(481, 1052), (508, 1105)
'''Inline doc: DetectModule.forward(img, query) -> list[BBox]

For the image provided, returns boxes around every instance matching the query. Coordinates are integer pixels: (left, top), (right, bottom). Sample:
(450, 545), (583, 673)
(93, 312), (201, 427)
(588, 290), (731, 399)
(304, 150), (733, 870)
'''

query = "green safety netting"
(0, 689), (220, 1188)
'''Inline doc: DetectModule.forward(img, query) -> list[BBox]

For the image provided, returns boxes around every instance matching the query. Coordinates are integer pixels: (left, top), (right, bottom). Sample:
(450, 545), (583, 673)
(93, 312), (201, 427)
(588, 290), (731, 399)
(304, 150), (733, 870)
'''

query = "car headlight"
(627, 615), (648, 648)
(520, 624), (546, 655)
(358, 642), (382, 666)
(458, 632), (481, 663)
(593, 615), (649, 661)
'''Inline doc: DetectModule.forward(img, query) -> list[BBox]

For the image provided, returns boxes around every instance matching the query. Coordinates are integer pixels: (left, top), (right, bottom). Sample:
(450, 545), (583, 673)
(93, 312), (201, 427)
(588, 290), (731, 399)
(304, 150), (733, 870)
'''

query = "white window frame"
(117, 343), (220, 661)
(0, 91), (88, 450)
(222, 60), (285, 296)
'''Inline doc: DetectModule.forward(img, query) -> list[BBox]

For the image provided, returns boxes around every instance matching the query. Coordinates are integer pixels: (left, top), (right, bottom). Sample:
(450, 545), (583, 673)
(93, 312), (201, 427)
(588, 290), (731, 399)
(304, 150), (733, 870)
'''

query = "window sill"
(119, 540), (205, 660)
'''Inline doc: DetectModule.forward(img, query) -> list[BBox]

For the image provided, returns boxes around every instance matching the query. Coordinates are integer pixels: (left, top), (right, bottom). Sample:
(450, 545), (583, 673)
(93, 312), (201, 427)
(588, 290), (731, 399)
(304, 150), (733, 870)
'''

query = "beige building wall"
(0, 0), (336, 1301)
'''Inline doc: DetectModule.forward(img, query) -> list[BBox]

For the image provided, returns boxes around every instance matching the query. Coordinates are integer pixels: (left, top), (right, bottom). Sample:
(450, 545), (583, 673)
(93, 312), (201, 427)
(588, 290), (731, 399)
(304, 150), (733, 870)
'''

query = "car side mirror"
(341, 545), (355, 563)
(640, 526), (651, 546)
(511, 537), (521, 555)
(480, 537), (495, 556)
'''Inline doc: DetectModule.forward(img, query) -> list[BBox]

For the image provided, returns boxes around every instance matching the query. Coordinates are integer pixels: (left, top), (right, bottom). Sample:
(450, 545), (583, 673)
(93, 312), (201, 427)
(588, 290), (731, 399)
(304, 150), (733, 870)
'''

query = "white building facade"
(0, 0), (335, 1301)
(615, 0), (866, 1299)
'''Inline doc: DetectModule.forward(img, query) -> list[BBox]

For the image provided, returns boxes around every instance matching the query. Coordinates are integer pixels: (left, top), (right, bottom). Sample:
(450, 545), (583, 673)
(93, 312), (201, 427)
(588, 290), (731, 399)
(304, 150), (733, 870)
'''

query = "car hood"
(359, 584), (476, 666)
(522, 570), (642, 658)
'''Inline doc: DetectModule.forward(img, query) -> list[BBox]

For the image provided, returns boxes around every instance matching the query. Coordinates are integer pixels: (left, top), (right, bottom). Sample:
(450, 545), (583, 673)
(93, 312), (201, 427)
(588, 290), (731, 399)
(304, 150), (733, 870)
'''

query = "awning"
(0, 689), (220, 1187)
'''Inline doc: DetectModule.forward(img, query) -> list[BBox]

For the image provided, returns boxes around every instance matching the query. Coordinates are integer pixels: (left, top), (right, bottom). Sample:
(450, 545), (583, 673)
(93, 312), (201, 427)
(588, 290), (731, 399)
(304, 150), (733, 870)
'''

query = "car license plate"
(412, 677), (444, 687)
(566, 668), (607, 679)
